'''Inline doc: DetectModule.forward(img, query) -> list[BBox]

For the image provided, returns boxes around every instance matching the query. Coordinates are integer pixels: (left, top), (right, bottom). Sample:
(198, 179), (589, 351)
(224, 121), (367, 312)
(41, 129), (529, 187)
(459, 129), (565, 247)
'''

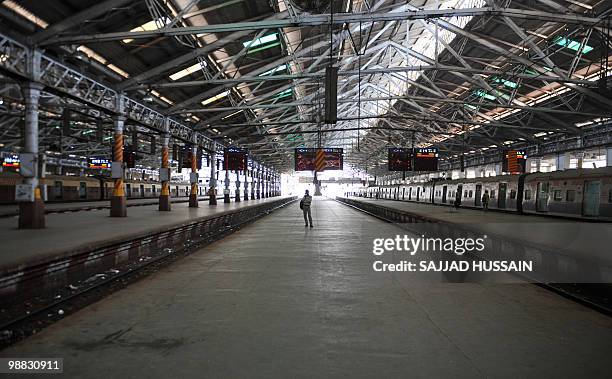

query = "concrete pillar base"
(256, 192), (261, 199)
(18, 199), (45, 229)
(235, 191), (241, 202)
(224, 194), (231, 203)
(244, 192), (249, 201)
(250, 191), (255, 200)
(159, 195), (171, 211)
(209, 194), (217, 205)
(110, 196), (127, 217)
(189, 194), (198, 207)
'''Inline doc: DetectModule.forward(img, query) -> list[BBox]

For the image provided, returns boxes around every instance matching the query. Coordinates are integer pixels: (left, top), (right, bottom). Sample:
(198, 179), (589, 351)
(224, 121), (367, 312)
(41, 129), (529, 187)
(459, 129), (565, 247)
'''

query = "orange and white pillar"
(159, 128), (171, 211)
(189, 145), (199, 208)
(110, 113), (127, 217)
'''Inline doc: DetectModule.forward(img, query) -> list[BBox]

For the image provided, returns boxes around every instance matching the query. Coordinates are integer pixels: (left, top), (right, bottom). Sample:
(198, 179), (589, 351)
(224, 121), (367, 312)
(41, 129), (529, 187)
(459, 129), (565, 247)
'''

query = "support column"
(189, 145), (199, 207)
(18, 81), (45, 229)
(263, 168), (268, 198)
(224, 163), (231, 203)
(158, 129), (171, 211)
(110, 113), (127, 217)
(209, 153), (217, 205)
(235, 170), (241, 202)
(314, 171), (322, 196)
(244, 164), (249, 200)
(250, 166), (255, 200)
(256, 164), (261, 199)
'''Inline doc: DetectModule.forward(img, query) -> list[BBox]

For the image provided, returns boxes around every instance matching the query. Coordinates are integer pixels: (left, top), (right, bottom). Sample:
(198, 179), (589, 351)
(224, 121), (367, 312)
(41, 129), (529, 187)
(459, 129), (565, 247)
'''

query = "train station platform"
(0, 196), (209, 218)
(0, 197), (290, 273)
(339, 196), (612, 284)
(3, 197), (612, 377)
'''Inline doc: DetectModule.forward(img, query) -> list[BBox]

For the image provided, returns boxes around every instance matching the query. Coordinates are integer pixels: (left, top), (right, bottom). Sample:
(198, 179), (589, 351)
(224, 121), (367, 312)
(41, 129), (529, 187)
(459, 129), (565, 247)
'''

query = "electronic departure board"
(88, 158), (111, 169)
(503, 150), (527, 174)
(388, 148), (413, 171)
(2, 154), (19, 168)
(413, 147), (439, 171)
(224, 147), (248, 171)
(294, 148), (343, 171)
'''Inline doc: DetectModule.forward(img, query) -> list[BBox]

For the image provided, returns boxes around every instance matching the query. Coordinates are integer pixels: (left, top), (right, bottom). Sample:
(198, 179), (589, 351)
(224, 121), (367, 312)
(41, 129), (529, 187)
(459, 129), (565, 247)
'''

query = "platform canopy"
(0, 0), (610, 172)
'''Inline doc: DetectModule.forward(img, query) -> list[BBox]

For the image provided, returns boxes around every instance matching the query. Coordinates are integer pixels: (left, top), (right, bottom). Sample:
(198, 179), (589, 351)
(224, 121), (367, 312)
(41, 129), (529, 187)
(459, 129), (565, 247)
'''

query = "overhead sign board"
(223, 147), (248, 171)
(295, 148), (343, 171)
(388, 148), (413, 171)
(88, 157), (111, 169)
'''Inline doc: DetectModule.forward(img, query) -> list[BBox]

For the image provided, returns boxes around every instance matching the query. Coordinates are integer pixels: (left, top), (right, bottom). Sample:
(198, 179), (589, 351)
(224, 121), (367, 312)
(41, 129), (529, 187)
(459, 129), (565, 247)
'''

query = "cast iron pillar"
(189, 145), (199, 207)
(158, 127), (171, 211)
(223, 162), (231, 203)
(18, 81), (45, 229)
(209, 153), (217, 205)
(110, 112), (127, 217)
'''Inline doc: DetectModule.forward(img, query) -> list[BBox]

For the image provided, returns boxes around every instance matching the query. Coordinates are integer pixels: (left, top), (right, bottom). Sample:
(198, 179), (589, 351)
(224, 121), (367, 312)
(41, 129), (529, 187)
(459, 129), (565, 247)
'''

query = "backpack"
(299, 199), (304, 210)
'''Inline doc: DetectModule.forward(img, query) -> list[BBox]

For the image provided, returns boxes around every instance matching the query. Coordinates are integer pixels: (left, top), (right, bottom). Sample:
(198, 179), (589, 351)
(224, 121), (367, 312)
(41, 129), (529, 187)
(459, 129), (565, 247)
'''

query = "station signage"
(388, 148), (412, 171)
(223, 147), (248, 171)
(503, 150), (527, 174)
(2, 154), (19, 168)
(294, 148), (343, 171)
(88, 158), (111, 169)
(388, 148), (439, 172)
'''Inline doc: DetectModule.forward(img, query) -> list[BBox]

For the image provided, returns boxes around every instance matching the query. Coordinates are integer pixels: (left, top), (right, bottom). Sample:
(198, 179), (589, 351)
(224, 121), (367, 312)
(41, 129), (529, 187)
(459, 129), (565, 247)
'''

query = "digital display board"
(503, 150), (526, 174)
(224, 147), (248, 171)
(294, 148), (343, 171)
(388, 148), (413, 171)
(2, 154), (19, 168)
(88, 158), (111, 169)
(414, 147), (439, 171)
(179, 146), (203, 170)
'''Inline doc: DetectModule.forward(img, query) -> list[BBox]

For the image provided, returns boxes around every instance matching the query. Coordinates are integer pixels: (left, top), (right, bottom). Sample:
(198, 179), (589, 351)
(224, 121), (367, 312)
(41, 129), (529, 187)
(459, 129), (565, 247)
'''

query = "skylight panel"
(123, 17), (170, 43)
(201, 90), (229, 106)
(243, 33), (278, 48)
(169, 61), (208, 81)
(554, 37), (593, 54)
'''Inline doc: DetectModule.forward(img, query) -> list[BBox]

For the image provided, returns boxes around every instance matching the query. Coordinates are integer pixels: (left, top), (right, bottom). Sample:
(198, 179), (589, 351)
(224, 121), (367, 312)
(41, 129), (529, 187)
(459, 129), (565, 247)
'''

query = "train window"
(524, 190), (531, 200)
(79, 182), (87, 199)
(509, 190), (517, 200)
(566, 190), (576, 202)
(490, 190), (495, 199)
(464, 190), (468, 197)
(553, 190), (562, 201)
(468, 190), (473, 198)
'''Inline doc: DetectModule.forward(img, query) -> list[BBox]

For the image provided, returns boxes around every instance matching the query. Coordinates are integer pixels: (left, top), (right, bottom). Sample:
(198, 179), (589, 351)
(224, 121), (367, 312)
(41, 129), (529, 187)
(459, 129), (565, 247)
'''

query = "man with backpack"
(481, 190), (490, 211)
(300, 190), (313, 228)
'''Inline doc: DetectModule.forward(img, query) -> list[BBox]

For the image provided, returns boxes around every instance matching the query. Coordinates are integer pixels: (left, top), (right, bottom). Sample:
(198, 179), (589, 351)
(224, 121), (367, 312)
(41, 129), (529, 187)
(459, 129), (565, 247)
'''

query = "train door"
(536, 182), (549, 212)
(456, 184), (463, 206)
(402, 188), (405, 200)
(475, 184), (482, 206)
(442, 186), (447, 203)
(140, 184), (145, 198)
(53, 181), (63, 200)
(79, 182), (87, 199)
(583, 180), (601, 217)
(126, 183), (131, 198)
(408, 187), (412, 201)
(416, 187), (420, 201)
(498, 182), (507, 209)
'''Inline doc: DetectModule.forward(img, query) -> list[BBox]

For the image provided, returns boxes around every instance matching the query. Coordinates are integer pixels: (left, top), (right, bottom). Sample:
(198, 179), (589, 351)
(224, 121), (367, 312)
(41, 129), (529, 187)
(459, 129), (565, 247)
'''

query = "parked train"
(356, 167), (612, 221)
(0, 172), (209, 204)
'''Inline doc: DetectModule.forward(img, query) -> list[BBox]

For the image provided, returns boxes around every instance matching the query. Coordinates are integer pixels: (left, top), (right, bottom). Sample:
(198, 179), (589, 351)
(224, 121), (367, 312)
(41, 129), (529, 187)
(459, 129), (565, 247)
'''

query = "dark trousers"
(303, 206), (312, 226)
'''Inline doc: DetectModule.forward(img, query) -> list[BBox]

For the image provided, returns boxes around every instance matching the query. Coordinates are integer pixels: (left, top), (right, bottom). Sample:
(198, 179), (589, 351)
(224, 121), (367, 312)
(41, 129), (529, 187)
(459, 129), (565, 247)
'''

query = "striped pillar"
(159, 132), (171, 211)
(110, 115), (127, 217)
(189, 145), (199, 207)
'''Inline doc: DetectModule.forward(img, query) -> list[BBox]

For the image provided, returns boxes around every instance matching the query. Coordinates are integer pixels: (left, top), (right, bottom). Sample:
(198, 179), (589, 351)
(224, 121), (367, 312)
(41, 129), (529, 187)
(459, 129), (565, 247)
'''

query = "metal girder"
(30, 0), (135, 45)
(0, 32), (223, 152)
(38, 8), (603, 46)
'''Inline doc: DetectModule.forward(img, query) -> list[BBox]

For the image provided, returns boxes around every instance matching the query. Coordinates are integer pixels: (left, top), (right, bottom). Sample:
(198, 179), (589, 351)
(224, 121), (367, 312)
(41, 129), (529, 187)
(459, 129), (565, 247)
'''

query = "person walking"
(481, 190), (490, 211)
(300, 190), (313, 228)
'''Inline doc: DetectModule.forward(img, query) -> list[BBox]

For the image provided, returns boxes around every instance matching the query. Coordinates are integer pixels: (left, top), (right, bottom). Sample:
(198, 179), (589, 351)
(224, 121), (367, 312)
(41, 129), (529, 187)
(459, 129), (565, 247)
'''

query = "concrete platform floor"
(0, 196), (286, 270)
(2, 198), (612, 378)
